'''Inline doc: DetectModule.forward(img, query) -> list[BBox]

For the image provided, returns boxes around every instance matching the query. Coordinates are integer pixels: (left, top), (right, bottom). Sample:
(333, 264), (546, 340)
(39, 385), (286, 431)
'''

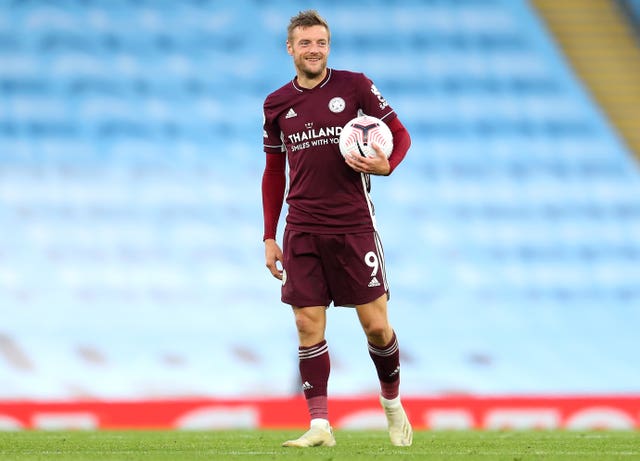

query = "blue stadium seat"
(0, 0), (639, 399)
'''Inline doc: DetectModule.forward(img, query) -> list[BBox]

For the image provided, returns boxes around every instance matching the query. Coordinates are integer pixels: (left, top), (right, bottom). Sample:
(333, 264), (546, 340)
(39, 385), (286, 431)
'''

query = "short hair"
(287, 10), (330, 43)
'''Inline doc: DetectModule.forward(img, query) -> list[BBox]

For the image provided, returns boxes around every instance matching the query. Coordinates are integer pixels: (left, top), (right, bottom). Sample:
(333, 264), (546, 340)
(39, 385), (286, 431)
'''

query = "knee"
(362, 321), (392, 345)
(293, 308), (325, 345)
(295, 313), (317, 336)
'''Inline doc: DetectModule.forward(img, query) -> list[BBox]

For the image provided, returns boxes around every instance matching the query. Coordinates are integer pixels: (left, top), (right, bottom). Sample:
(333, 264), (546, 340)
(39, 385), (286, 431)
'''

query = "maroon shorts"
(281, 229), (389, 307)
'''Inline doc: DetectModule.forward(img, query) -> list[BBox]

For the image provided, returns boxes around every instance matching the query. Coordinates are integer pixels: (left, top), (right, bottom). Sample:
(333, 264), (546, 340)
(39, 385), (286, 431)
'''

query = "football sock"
(368, 331), (401, 400)
(299, 340), (330, 421)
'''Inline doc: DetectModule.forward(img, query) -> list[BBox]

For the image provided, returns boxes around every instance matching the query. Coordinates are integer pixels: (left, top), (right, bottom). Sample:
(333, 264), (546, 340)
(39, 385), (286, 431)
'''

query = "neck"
(296, 68), (328, 89)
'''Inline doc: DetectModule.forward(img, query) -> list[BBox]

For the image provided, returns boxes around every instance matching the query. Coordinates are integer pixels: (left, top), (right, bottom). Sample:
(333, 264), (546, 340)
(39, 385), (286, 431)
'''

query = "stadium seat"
(0, 0), (639, 399)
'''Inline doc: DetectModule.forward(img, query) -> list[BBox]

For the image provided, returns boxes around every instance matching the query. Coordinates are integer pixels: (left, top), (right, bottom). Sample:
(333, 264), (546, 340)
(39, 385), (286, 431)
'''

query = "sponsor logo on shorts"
(368, 277), (381, 288)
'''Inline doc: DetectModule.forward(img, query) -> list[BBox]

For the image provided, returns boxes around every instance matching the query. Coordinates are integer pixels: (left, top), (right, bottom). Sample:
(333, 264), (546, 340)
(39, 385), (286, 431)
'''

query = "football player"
(261, 9), (412, 448)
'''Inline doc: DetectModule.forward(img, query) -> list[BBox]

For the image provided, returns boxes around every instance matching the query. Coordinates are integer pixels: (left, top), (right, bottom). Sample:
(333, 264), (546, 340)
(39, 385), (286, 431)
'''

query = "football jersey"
(263, 68), (396, 234)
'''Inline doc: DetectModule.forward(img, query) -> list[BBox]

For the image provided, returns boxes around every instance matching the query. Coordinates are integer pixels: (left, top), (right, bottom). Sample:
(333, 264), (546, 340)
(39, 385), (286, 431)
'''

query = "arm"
(386, 116), (411, 174)
(262, 152), (286, 279)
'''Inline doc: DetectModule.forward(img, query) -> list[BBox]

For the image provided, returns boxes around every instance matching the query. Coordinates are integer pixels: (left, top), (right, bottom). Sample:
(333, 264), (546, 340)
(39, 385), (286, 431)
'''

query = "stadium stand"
(0, 0), (639, 400)
(532, 0), (640, 159)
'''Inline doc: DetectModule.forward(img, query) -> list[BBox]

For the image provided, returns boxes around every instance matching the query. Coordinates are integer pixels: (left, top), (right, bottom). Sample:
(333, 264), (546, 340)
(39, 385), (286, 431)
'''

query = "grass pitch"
(0, 430), (639, 460)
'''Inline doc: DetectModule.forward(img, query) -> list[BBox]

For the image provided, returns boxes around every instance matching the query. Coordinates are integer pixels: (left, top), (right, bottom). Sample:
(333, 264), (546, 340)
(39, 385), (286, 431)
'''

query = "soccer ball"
(338, 115), (393, 158)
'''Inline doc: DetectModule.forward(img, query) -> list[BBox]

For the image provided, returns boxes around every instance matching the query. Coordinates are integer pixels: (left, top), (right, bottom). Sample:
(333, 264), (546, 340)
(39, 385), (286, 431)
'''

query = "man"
(261, 10), (413, 448)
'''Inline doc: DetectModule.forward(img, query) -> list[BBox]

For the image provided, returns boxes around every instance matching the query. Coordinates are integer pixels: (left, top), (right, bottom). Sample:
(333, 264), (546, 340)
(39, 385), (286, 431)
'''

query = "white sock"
(381, 395), (401, 407)
(310, 418), (331, 429)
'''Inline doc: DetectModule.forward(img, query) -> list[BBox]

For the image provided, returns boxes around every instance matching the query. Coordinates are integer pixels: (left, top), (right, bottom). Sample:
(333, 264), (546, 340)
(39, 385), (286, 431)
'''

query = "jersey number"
(364, 251), (379, 276)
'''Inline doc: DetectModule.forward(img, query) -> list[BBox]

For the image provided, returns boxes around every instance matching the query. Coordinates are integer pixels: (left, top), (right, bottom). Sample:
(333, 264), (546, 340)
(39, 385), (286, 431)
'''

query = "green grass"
(0, 430), (639, 461)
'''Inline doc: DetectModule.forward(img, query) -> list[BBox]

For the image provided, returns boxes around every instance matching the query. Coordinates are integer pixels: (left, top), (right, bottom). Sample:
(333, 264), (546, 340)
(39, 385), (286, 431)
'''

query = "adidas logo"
(285, 108), (297, 119)
(302, 381), (313, 391)
(368, 277), (381, 288)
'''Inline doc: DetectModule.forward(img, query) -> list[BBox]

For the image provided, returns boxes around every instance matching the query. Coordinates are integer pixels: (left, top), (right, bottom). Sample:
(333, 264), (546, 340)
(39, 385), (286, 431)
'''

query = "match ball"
(338, 115), (393, 158)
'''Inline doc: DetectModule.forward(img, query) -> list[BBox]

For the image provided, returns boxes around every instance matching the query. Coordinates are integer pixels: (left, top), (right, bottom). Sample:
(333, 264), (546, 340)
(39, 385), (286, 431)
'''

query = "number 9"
(364, 251), (379, 276)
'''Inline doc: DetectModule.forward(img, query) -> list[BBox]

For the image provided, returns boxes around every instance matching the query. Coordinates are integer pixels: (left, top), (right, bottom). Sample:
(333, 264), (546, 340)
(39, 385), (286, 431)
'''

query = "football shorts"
(281, 229), (389, 307)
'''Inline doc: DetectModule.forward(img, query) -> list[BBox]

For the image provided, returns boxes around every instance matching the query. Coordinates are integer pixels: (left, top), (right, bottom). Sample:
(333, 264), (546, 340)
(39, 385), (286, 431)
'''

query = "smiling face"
(287, 24), (330, 88)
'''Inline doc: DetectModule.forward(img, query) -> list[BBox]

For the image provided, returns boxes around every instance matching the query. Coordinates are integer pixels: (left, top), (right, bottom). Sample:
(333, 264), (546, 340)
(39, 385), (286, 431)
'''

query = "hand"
(344, 143), (390, 175)
(264, 238), (284, 280)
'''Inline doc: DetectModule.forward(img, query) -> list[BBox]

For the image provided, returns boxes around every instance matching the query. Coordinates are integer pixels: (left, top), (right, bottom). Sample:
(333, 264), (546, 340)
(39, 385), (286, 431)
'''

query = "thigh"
(282, 229), (332, 307)
(323, 231), (389, 307)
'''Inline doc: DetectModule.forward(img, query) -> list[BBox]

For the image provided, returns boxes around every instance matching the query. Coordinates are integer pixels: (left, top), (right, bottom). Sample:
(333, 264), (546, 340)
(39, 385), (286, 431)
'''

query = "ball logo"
(328, 97), (345, 113)
(351, 122), (379, 146)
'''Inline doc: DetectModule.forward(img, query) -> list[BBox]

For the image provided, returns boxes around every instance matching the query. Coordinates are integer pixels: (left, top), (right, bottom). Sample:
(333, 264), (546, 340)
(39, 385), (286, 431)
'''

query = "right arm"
(262, 152), (286, 279)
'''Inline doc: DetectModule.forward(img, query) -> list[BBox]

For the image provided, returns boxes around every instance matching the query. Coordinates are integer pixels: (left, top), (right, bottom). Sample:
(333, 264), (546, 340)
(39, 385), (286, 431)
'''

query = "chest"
(278, 88), (361, 144)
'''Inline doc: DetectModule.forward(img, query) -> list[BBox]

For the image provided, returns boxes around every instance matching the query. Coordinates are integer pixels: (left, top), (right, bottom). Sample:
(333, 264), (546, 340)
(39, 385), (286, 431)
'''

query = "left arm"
(386, 116), (411, 175)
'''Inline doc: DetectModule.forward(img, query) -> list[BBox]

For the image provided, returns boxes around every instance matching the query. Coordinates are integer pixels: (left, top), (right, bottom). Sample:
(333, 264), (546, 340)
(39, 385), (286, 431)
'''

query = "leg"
(293, 305), (327, 347)
(282, 305), (335, 448)
(292, 305), (330, 421)
(356, 295), (412, 447)
(356, 294), (399, 398)
(355, 293), (394, 347)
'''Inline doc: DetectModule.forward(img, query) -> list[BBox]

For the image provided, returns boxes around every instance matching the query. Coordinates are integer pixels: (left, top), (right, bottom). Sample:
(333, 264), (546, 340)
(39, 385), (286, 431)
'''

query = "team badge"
(328, 97), (345, 113)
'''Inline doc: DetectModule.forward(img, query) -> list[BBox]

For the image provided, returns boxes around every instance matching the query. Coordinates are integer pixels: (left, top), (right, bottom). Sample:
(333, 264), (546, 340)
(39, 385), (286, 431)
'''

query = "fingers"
(265, 256), (283, 280)
(268, 256), (284, 279)
(344, 145), (389, 175)
(264, 239), (284, 280)
(268, 264), (284, 280)
(345, 154), (366, 172)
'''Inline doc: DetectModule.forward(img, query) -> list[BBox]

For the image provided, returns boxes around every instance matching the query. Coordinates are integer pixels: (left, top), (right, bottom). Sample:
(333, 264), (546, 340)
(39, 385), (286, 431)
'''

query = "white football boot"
(380, 395), (413, 446)
(282, 418), (336, 447)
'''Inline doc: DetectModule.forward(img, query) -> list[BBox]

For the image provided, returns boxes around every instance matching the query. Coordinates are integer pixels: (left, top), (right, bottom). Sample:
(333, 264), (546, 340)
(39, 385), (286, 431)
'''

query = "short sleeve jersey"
(263, 68), (396, 234)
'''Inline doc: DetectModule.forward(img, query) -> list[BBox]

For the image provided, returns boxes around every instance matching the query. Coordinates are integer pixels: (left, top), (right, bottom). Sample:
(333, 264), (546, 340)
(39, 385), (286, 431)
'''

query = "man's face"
(287, 25), (330, 80)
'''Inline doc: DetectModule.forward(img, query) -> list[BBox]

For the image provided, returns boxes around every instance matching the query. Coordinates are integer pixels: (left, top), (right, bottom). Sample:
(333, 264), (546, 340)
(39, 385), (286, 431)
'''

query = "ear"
(286, 40), (293, 56)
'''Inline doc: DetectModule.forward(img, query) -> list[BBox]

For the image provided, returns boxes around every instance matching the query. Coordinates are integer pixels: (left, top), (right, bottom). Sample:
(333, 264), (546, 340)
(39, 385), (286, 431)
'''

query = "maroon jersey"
(263, 68), (396, 234)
